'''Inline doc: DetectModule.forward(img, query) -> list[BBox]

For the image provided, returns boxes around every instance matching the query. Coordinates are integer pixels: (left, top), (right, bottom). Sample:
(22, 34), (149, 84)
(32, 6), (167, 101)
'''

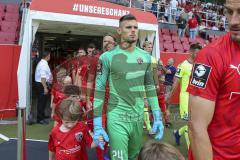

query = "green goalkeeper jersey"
(93, 45), (159, 122)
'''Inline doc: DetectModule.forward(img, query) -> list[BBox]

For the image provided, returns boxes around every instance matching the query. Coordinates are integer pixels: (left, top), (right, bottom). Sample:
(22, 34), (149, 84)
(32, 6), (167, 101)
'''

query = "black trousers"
(36, 82), (48, 122)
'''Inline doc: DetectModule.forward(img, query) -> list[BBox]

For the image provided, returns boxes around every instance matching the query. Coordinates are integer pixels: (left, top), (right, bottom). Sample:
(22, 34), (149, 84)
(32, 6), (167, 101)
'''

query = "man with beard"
(93, 14), (164, 160)
(188, 0), (240, 159)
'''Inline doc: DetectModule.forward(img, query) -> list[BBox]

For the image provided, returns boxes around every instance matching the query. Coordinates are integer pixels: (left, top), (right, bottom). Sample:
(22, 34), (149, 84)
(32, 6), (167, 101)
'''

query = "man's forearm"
(189, 126), (213, 160)
(41, 78), (48, 88)
(169, 77), (179, 95)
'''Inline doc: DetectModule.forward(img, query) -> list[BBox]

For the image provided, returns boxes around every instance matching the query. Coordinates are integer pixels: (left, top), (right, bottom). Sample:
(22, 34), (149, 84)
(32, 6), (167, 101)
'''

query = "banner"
(0, 45), (21, 118)
(30, 0), (157, 24)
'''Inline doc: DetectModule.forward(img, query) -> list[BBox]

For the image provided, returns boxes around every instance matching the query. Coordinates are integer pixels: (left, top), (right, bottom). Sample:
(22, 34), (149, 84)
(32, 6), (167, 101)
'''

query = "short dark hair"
(87, 43), (96, 49)
(138, 141), (185, 160)
(119, 14), (137, 24)
(189, 43), (202, 51)
(64, 85), (81, 96)
(41, 51), (50, 58)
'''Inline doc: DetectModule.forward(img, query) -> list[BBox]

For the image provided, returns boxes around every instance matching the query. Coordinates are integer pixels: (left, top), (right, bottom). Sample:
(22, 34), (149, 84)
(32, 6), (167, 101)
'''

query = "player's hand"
(151, 110), (164, 140)
(44, 87), (48, 95)
(86, 100), (93, 112)
(93, 117), (109, 150)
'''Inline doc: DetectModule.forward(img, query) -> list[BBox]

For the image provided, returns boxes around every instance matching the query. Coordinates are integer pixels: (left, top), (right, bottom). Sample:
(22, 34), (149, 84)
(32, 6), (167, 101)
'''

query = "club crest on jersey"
(75, 132), (83, 142)
(97, 60), (102, 75)
(190, 63), (211, 89)
(137, 57), (143, 64)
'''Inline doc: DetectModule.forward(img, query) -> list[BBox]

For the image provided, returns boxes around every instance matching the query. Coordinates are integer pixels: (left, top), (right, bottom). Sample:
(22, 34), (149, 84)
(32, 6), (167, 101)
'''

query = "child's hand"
(98, 136), (104, 143)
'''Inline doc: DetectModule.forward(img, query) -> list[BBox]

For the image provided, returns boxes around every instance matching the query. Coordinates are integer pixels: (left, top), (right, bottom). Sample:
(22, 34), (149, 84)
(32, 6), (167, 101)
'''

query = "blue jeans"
(189, 28), (197, 39)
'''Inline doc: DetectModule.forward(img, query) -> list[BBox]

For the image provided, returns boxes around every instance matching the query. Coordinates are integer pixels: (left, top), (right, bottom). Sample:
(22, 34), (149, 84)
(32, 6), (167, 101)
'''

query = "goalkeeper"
(93, 14), (164, 160)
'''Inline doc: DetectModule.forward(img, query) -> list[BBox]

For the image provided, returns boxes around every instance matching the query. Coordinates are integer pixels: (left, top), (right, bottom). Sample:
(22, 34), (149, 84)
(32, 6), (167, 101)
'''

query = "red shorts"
(158, 95), (166, 112)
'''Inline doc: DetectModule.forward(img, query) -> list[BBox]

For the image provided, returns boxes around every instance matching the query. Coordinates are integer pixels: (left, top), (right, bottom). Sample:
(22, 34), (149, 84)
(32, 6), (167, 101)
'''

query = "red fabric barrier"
(160, 52), (189, 104)
(0, 45), (21, 118)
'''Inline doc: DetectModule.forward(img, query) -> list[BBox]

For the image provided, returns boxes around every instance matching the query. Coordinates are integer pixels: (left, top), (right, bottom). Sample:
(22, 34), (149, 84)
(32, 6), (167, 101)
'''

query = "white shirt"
(170, 0), (178, 10)
(35, 59), (52, 83)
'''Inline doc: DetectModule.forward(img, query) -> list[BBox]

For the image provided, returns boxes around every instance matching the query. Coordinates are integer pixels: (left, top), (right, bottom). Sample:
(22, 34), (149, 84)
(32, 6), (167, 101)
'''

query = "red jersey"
(48, 122), (93, 160)
(188, 18), (198, 29)
(187, 33), (240, 160)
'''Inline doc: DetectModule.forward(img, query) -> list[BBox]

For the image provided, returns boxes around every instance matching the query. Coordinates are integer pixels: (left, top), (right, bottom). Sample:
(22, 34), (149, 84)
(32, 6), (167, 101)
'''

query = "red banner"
(161, 52), (189, 104)
(0, 45), (21, 118)
(30, 0), (157, 24)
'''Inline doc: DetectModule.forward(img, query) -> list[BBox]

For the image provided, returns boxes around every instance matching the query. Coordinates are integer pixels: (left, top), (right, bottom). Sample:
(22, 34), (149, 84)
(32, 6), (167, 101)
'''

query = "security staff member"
(35, 51), (52, 124)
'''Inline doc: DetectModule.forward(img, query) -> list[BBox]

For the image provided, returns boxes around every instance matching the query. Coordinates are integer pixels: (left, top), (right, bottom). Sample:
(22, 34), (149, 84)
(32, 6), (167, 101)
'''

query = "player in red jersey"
(48, 98), (103, 160)
(187, 0), (240, 159)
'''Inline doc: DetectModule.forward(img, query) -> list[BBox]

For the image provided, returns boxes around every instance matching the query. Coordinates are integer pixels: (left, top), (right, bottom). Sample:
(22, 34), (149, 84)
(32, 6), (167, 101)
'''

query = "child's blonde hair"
(56, 98), (81, 121)
(138, 141), (185, 160)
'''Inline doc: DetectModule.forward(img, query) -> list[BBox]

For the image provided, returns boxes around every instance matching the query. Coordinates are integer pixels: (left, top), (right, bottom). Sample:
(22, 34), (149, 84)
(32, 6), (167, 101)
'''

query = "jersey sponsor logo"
(75, 132), (83, 142)
(97, 60), (102, 75)
(229, 64), (240, 75)
(137, 57), (143, 64)
(190, 63), (211, 89)
(176, 68), (181, 76)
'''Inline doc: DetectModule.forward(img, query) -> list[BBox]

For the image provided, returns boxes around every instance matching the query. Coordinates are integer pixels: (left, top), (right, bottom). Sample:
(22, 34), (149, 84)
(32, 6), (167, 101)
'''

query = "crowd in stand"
(149, 0), (227, 30)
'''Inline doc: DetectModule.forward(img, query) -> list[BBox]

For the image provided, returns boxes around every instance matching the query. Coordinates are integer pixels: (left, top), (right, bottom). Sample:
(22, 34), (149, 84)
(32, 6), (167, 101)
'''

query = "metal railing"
(101, 0), (228, 31)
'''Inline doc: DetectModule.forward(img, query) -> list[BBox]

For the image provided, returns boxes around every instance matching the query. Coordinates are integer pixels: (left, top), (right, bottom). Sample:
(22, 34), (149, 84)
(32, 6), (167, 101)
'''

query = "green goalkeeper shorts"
(107, 118), (144, 160)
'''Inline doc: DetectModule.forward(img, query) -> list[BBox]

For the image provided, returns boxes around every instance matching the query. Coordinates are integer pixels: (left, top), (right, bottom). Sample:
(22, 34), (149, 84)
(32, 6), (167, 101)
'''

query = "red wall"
(0, 45), (21, 118)
(160, 52), (189, 104)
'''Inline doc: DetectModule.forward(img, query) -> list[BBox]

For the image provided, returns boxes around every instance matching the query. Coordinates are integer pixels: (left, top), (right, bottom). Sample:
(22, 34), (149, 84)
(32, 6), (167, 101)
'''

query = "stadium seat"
(161, 28), (170, 35)
(1, 21), (18, 32)
(0, 3), (5, 13)
(4, 13), (19, 22)
(6, 4), (19, 13)
(183, 44), (190, 51)
(0, 32), (16, 44)
(188, 38), (197, 44)
(170, 30), (178, 36)
(160, 43), (164, 51)
(174, 42), (184, 52)
(163, 42), (174, 52)
(172, 36), (181, 43)
(180, 37), (189, 44)
(163, 35), (172, 42)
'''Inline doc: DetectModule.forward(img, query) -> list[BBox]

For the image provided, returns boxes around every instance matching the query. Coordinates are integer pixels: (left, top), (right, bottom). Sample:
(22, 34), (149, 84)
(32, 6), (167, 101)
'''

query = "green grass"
(0, 105), (188, 158)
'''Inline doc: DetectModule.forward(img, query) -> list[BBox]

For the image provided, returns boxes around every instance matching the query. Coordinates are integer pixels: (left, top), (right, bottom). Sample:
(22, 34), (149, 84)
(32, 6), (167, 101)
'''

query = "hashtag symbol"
(73, 3), (78, 11)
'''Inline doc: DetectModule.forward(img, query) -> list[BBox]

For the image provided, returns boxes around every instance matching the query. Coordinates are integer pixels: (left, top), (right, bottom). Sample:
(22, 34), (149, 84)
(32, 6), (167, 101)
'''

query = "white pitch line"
(0, 134), (10, 141)
(10, 138), (48, 143)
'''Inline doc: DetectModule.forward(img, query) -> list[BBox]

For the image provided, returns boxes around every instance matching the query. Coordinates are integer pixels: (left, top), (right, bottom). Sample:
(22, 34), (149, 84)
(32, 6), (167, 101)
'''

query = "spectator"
(159, 2), (166, 20)
(138, 141), (185, 160)
(170, 0), (179, 23)
(211, 23), (219, 30)
(162, 58), (176, 90)
(188, 15), (198, 39)
(218, 23), (225, 31)
(151, 0), (158, 17)
(177, 13), (187, 37)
